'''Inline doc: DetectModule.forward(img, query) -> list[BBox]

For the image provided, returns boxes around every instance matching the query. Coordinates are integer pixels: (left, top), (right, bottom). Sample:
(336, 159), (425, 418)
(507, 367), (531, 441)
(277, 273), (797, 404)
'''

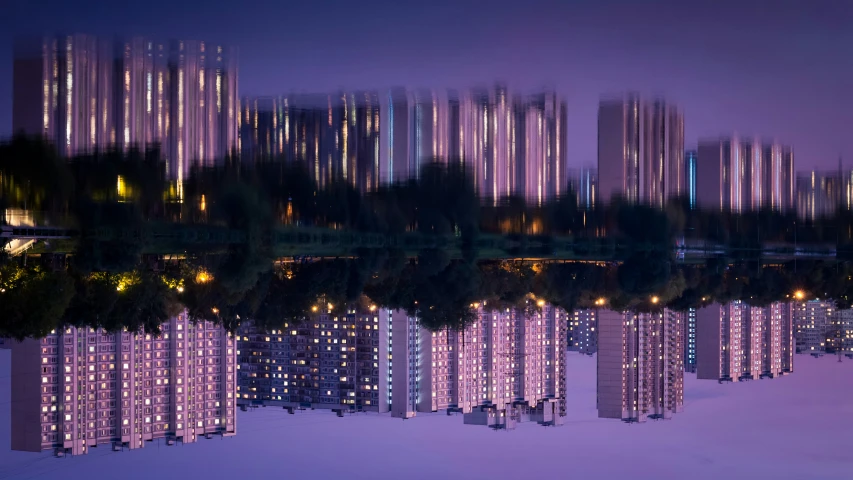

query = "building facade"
(596, 309), (684, 422)
(567, 308), (597, 355)
(3, 313), (236, 456)
(696, 136), (795, 212)
(597, 94), (684, 207)
(791, 300), (853, 354)
(236, 307), (390, 413)
(696, 302), (794, 382)
(13, 34), (239, 181)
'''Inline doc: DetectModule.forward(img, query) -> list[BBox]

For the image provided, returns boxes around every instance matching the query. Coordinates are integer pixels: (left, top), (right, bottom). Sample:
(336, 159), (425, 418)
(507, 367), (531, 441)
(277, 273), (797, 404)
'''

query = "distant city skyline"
(0, 0), (851, 173)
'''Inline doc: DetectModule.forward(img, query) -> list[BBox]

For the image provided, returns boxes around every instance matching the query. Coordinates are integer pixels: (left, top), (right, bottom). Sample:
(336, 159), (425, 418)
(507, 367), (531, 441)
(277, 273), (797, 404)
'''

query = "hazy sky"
(0, 0), (851, 170)
(2, 352), (851, 479)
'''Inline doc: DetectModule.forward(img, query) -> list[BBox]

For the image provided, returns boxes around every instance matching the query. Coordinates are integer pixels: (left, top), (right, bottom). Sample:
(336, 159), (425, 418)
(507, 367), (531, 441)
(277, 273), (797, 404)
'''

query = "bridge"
(0, 223), (842, 263)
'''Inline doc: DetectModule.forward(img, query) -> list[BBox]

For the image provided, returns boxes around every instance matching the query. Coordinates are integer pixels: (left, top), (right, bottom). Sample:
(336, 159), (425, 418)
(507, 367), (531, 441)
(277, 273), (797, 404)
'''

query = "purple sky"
(2, 351), (851, 479)
(1, 0), (851, 170)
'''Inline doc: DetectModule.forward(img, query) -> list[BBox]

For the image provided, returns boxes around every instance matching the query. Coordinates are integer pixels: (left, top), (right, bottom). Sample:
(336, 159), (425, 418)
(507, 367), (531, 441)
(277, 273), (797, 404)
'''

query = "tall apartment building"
(387, 304), (567, 427)
(236, 307), (389, 413)
(596, 309), (684, 422)
(683, 307), (697, 373)
(791, 300), (853, 354)
(2, 313), (236, 456)
(696, 302), (794, 382)
(696, 136), (794, 212)
(567, 308), (597, 355)
(13, 34), (239, 181)
(597, 94), (684, 207)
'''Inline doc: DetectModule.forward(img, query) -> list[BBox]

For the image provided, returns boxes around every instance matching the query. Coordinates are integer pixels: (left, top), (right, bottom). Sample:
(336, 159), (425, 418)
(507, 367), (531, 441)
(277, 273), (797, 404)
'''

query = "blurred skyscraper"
(696, 302), (794, 382)
(13, 34), (239, 181)
(597, 309), (684, 422)
(685, 150), (698, 209)
(696, 136), (794, 212)
(596, 94), (684, 207)
(795, 170), (848, 220)
(567, 167), (597, 210)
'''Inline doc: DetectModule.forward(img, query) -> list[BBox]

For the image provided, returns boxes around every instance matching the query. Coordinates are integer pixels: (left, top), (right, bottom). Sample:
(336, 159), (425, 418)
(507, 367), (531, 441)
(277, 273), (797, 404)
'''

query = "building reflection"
(239, 85), (568, 204)
(236, 303), (566, 429)
(1, 312), (236, 456)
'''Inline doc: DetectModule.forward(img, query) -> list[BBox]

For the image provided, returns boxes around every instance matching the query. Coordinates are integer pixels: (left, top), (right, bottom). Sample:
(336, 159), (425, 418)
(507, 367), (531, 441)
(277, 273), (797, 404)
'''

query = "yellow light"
(327, 303), (334, 310)
(177, 286), (184, 293)
(195, 271), (211, 284)
(536, 300), (546, 307)
(471, 302), (480, 309)
(211, 307), (219, 315)
(595, 298), (606, 306)
(651, 296), (659, 304)
(794, 290), (805, 300)
(369, 305), (376, 312)
(311, 305), (319, 313)
(116, 284), (125, 292)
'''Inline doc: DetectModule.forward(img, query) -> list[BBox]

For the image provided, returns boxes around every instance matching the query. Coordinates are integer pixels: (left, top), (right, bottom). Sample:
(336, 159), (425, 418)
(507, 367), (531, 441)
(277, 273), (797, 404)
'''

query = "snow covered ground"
(1, 350), (850, 480)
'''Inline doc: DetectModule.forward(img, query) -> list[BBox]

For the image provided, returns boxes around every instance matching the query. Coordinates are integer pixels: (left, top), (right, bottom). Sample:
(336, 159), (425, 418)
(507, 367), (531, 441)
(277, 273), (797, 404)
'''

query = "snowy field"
(1, 350), (850, 480)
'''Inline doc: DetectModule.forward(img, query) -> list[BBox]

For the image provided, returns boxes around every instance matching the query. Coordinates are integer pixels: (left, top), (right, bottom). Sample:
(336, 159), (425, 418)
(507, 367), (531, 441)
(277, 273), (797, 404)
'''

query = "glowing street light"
(651, 296), (660, 304)
(177, 286), (184, 293)
(195, 271), (212, 284)
(311, 305), (319, 313)
(536, 299), (546, 308)
(211, 307), (219, 315)
(369, 305), (377, 312)
(794, 290), (805, 300)
(595, 298), (606, 306)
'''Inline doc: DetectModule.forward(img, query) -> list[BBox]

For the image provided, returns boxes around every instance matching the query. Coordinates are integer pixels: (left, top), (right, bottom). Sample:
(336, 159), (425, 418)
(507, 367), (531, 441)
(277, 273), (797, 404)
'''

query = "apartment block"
(567, 308), (597, 355)
(597, 309), (684, 422)
(696, 302), (794, 382)
(4, 313), (236, 456)
(236, 307), (389, 413)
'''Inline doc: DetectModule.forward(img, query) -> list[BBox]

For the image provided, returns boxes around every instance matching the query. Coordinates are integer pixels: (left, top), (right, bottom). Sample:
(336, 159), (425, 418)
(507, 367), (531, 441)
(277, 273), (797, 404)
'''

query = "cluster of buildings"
(236, 303), (567, 430)
(0, 313), (237, 457)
